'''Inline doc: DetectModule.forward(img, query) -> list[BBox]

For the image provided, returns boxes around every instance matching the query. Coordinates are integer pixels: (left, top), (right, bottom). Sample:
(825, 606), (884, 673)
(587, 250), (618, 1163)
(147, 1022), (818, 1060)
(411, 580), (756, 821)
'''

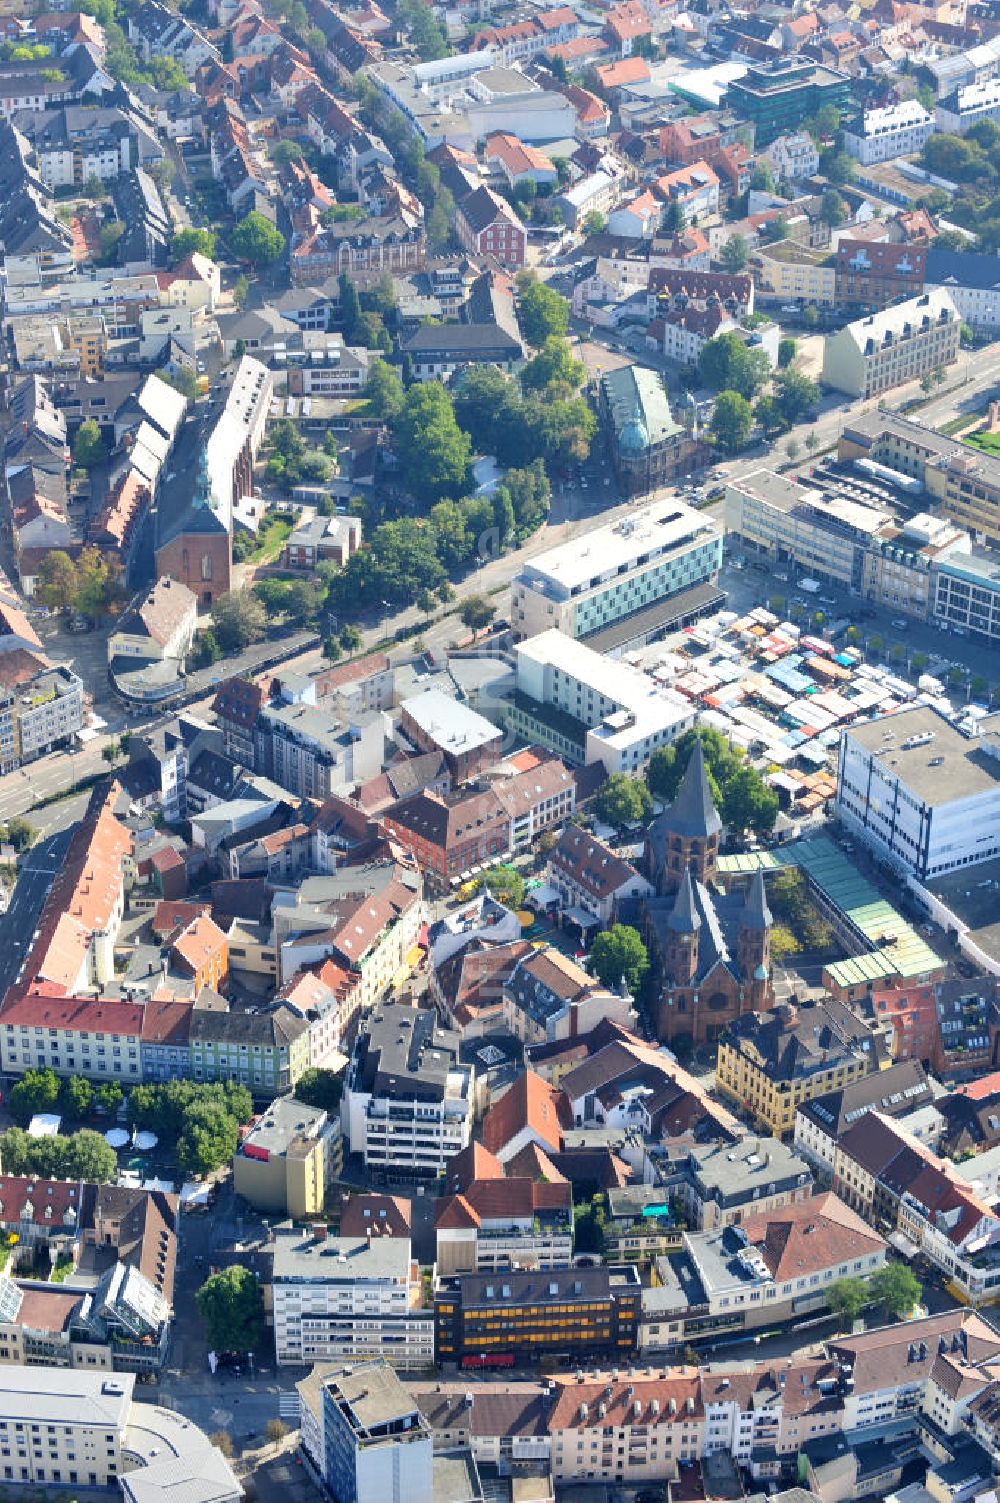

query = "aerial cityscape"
(3, 0), (1000, 1501)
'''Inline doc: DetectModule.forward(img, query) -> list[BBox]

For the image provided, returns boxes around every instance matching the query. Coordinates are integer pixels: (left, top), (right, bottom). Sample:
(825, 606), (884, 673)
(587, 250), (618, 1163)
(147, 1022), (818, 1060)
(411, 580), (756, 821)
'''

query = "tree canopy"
(594, 773), (653, 831)
(589, 924), (649, 996)
(72, 419), (107, 470)
(196, 1265), (264, 1355)
(710, 390), (754, 454)
(230, 211), (285, 267)
(393, 382), (472, 501)
(517, 274), (570, 345)
(210, 590), (267, 653)
(699, 333), (771, 400)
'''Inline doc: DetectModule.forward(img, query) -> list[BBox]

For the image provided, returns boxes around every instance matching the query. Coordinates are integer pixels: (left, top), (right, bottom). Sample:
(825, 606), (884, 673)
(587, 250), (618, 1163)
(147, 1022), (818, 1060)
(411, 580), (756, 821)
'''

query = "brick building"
(834, 238), (927, 311)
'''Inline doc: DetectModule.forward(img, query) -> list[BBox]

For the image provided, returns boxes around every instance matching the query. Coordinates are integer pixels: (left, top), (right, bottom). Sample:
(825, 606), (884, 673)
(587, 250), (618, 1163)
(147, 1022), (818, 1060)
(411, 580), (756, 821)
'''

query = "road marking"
(279, 1392), (301, 1421)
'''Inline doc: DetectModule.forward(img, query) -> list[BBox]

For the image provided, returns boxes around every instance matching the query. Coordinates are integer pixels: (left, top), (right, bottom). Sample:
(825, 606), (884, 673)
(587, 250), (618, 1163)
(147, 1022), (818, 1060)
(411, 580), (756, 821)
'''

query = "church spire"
(667, 866), (701, 933)
(664, 738), (722, 840)
(741, 870), (772, 931)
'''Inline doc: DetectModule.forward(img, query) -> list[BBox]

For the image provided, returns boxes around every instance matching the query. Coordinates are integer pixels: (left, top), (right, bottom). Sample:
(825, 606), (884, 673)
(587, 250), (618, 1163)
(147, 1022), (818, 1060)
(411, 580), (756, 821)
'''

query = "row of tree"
(36, 547), (123, 620)
(0, 1126), (118, 1183)
(9, 1068), (122, 1126)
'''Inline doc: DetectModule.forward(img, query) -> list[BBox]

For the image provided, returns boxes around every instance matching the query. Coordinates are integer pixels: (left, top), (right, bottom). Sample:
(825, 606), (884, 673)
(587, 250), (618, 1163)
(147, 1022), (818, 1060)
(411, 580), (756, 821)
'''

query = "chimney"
(311, 1223), (328, 1242)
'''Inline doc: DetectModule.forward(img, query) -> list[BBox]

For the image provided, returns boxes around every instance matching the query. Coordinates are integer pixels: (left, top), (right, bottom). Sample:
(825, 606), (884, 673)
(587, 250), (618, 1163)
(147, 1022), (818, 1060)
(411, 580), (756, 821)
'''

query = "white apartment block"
(842, 102), (934, 164)
(271, 1227), (434, 1369)
(821, 290), (960, 399)
(510, 628), (695, 774)
(937, 78), (1000, 133)
(512, 498), (722, 642)
(341, 1004), (474, 1179)
(764, 132), (820, 182)
(836, 704), (1000, 880)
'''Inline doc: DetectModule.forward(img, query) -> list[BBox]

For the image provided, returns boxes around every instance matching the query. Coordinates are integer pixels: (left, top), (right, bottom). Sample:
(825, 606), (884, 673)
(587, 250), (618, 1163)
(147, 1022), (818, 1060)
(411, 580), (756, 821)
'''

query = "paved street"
(0, 830), (71, 996)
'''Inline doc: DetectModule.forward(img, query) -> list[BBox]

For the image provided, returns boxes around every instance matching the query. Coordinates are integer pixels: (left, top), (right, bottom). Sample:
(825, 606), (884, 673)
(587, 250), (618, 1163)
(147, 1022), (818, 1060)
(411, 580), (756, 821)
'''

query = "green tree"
(339, 624), (363, 653)
(74, 545), (120, 621)
(573, 1193), (606, 1254)
(72, 419), (107, 470)
(5, 817), (36, 853)
(393, 383), (471, 502)
(589, 924), (649, 995)
(459, 595), (496, 633)
(778, 337), (797, 369)
(520, 336), (584, 393)
(210, 590), (267, 652)
(233, 274), (249, 309)
(646, 726), (740, 805)
(293, 1068), (344, 1114)
(230, 211), (285, 267)
(96, 1081), (123, 1115)
(720, 762), (779, 836)
(37, 551), (78, 611)
(812, 103), (841, 138)
(762, 215), (791, 245)
(63, 1128), (118, 1182)
(828, 1276), (868, 1330)
(268, 139), (304, 167)
(481, 864), (526, 908)
(774, 367), (819, 425)
(517, 274), (570, 345)
(786, 438), (800, 462)
(58, 1075), (94, 1121)
(400, 0), (450, 59)
(10, 1068), (60, 1125)
(178, 1101), (239, 1177)
(868, 1263), (922, 1319)
(750, 160), (775, 192)
(820, 189), (848, 228)
(662, 198), (686, 233)
(171, 227), (217, 263)
(582, 210), (607, 235)
(699, 333), (770, 399)
(365, 359), (404, 421)
(594, 773), (653, 830)
(822, 150), (856, 186)
(719, 233), (749, 272)
(711, 390), (754, 453)
(196, 1265), (264, 1354)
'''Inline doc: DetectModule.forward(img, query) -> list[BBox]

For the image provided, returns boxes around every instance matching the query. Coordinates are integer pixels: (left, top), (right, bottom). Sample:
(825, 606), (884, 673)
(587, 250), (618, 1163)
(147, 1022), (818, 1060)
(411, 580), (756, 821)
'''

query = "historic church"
(637, 740), (775, 1047)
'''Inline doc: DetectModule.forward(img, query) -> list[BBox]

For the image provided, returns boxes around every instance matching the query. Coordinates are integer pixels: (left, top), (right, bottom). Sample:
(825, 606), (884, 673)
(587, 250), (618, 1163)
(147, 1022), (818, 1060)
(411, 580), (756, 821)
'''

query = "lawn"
(964, 428), (1000, 453)
(250, 512), (295, 564)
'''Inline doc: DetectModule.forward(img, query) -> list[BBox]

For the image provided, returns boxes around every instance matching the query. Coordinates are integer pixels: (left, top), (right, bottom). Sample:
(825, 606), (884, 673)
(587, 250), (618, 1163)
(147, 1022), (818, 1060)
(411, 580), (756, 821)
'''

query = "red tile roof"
(481, 1070), (571, 1157)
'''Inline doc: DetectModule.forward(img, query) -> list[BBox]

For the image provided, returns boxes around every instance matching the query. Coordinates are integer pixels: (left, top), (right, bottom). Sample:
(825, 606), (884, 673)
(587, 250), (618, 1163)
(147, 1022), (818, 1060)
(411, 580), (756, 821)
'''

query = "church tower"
(664, 866), (701, 986)
(646, 739), (723, 895)
(737, 870), (773, 1010)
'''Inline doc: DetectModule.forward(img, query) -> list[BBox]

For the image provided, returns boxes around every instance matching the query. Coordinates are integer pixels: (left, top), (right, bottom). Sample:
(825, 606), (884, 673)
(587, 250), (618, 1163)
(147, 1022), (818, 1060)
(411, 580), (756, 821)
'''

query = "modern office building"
(821, 290), (960, 399)
(842, 102), (934, 163)
(341, 1004), (475, 1179)
(836, 704), (1000, 880)
(727, 60), (852, 146)
(509, 629), (695, 772)
(599, 365), (702, 497)
(319, 1362), (434, 1503)
(271, 1225), (434, 1369)
(511, 499), (722, 646)
(839, 408), (1000, 547)
(932, 550), (1000, 642)
(434, 1264), (642, 1366)
(724, 469), (970, 618)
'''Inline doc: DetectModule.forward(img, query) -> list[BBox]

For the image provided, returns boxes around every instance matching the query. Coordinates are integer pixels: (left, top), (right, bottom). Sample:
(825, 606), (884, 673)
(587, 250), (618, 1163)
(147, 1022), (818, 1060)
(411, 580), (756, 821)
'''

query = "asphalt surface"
(0, 829), (72, 996)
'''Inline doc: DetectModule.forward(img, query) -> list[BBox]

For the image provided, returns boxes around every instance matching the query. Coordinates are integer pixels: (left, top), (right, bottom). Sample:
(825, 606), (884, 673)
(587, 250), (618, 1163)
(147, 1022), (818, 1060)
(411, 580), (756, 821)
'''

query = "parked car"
(890, 617), (909, 631)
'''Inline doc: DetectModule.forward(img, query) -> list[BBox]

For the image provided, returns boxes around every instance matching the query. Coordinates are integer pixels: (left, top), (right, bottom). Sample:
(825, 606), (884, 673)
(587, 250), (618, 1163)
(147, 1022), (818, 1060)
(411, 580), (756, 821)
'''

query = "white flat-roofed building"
(836, 704), (1000, 880)
(399, 688), (503, 783)
(843, 101), (934, 164)
(271, 1225), (434, 1370)
(510, 629), (695, 773)
(0, 1368), (133, 1490)
(511, 497), (722, 642)
(937, 78), (1000, 133)
(822, 290), (960, 399)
